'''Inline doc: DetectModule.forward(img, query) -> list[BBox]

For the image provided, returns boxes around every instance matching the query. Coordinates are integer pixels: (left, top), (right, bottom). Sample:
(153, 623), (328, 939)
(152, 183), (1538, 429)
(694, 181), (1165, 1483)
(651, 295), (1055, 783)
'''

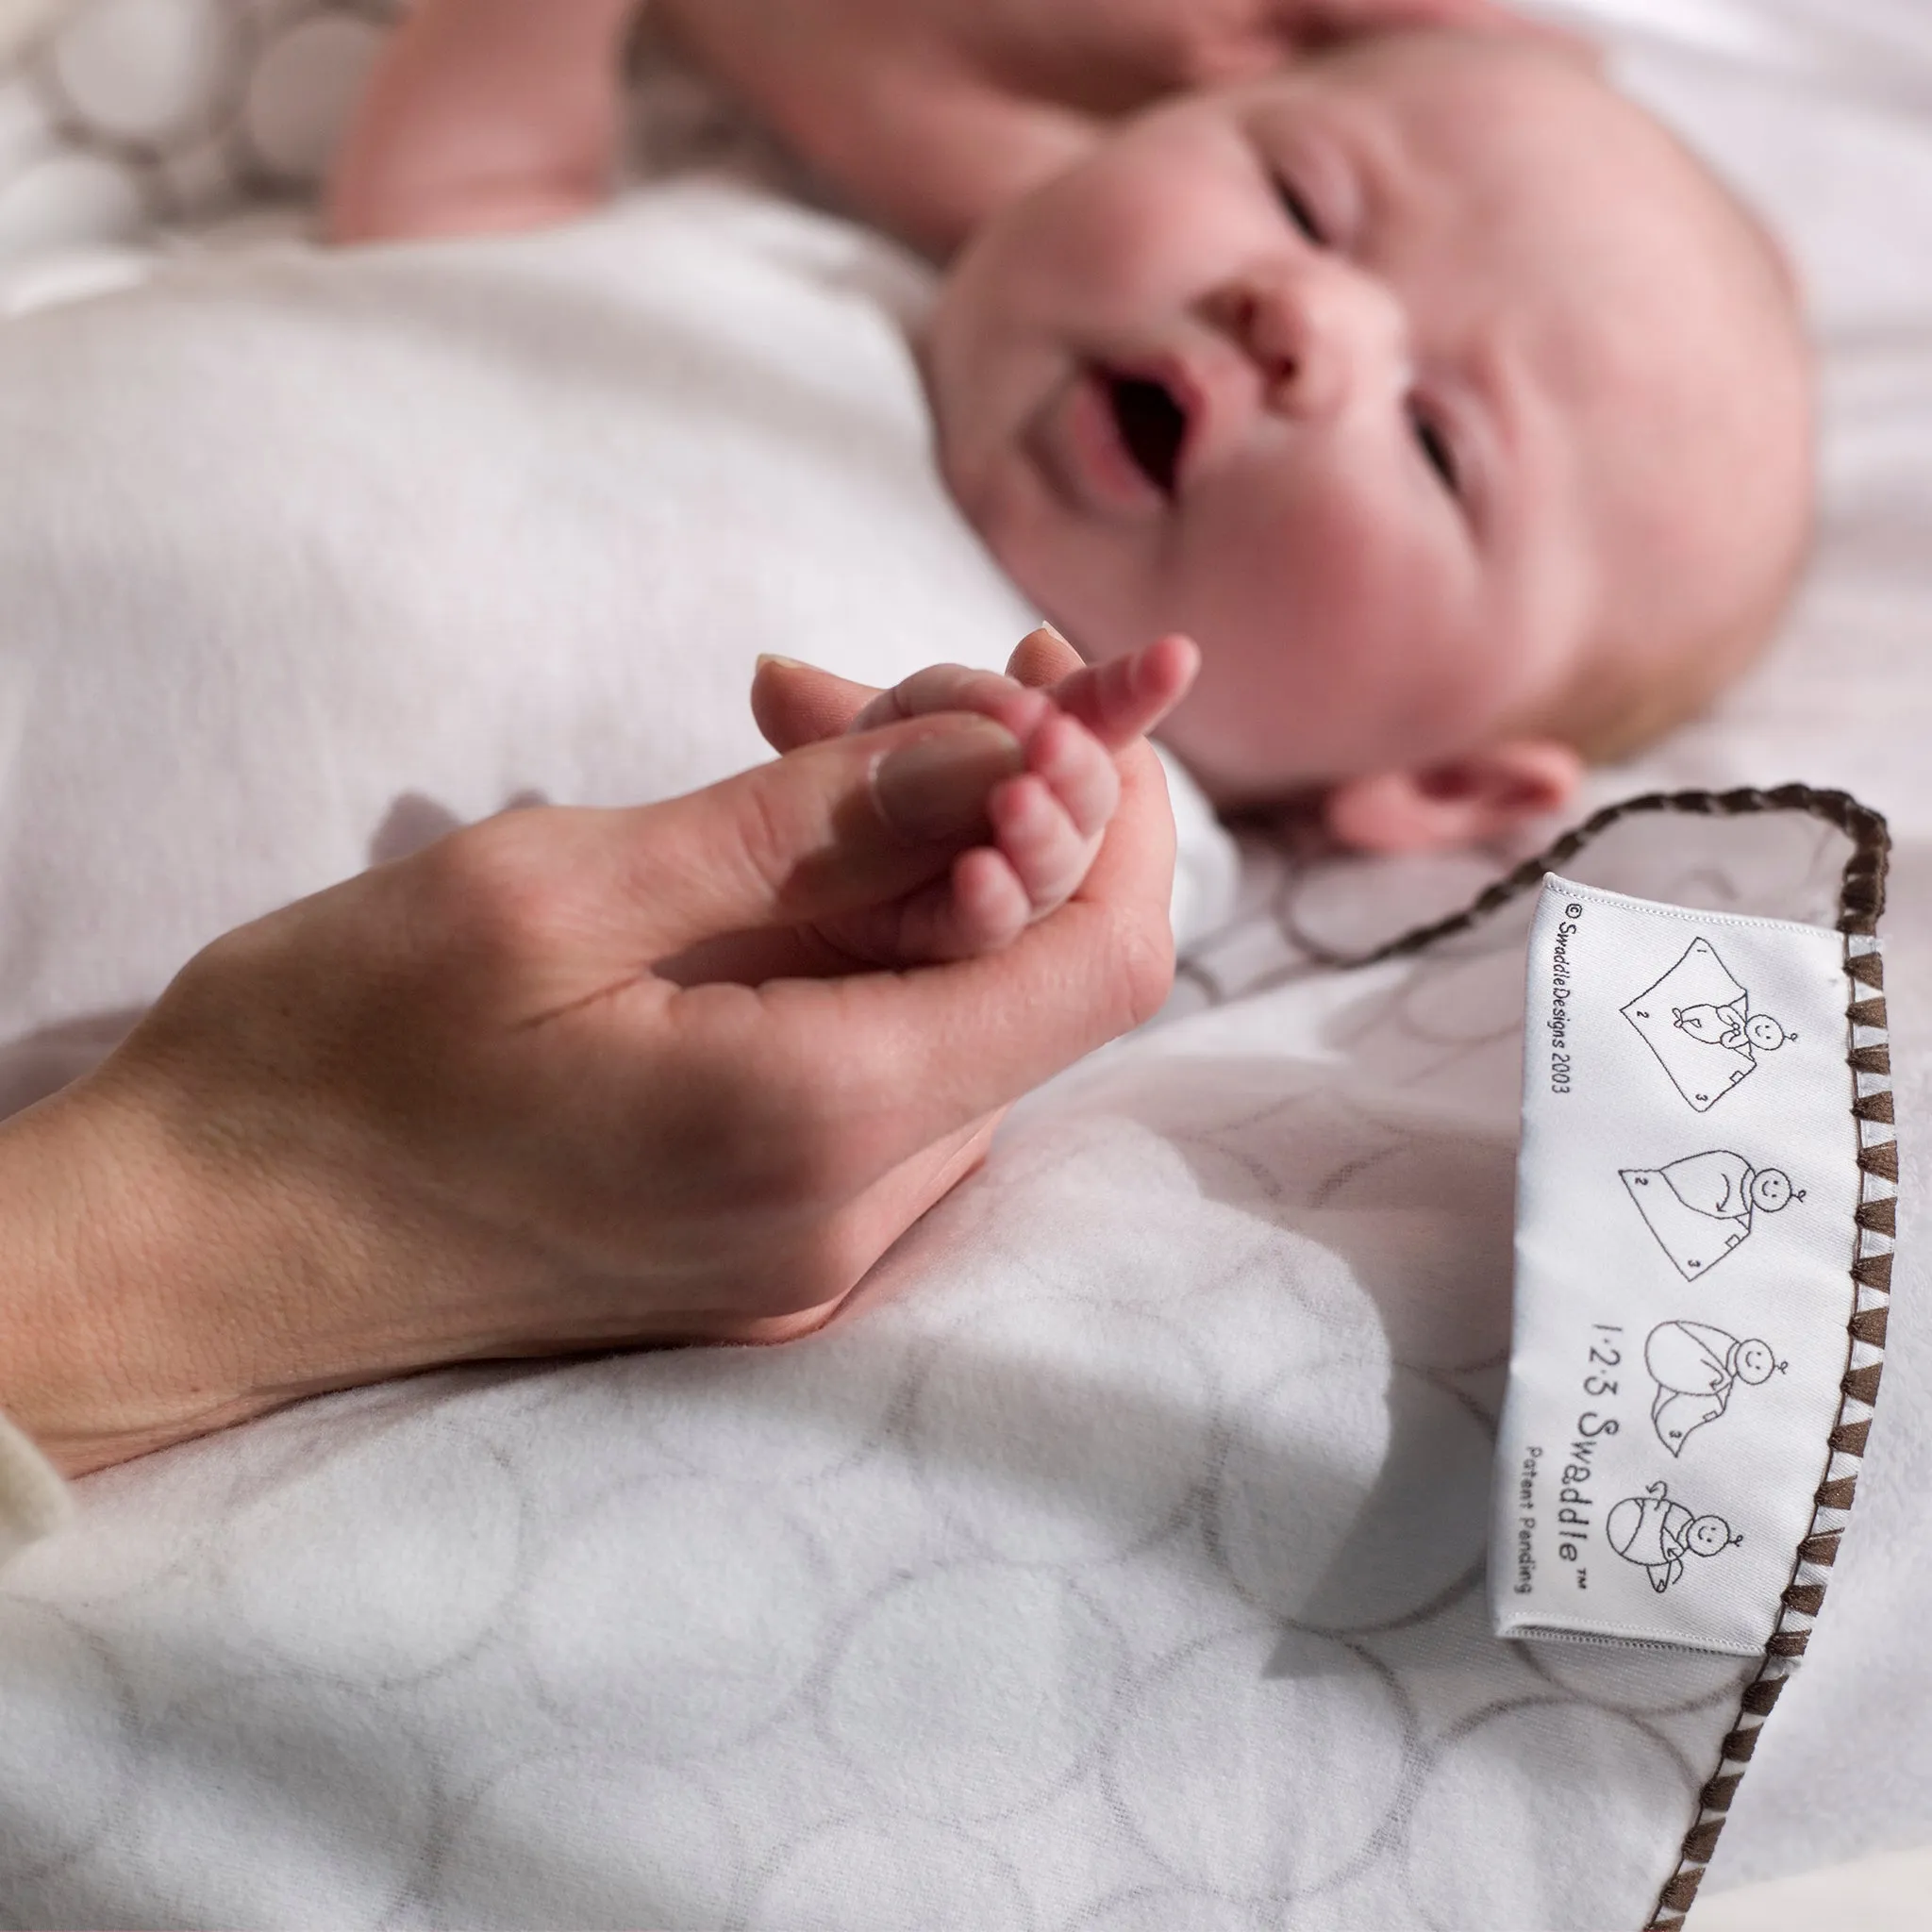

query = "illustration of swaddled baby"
(1645, 1320), (1784, 1457)
(1607, 1479), (1742, 1593)
(1624, 938), (1797, 1112)
(1622, 1149), (1801, 1280)
(1673, 1002), (1789, 1056)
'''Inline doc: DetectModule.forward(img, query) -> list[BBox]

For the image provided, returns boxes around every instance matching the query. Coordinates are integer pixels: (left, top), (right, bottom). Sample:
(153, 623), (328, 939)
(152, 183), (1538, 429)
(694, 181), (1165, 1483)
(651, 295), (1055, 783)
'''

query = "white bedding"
(0, 4), (1927, 1929)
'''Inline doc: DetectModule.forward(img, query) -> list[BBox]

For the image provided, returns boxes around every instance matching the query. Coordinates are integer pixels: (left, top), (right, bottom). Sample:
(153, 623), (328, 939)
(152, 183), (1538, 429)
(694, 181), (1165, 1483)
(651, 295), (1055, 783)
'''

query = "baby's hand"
(834, 636), (1196, 963)
(752, 629), (1196, 970)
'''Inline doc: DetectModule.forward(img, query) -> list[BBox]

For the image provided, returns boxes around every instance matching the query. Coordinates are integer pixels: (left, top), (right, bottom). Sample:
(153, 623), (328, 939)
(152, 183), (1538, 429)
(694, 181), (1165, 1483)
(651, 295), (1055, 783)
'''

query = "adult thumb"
(624, 711), (1026, 958)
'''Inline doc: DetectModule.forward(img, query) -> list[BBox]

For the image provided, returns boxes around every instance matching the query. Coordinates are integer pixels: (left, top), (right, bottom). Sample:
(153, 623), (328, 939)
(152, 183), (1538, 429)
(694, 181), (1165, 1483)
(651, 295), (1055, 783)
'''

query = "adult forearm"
(326, 0), (642, 242)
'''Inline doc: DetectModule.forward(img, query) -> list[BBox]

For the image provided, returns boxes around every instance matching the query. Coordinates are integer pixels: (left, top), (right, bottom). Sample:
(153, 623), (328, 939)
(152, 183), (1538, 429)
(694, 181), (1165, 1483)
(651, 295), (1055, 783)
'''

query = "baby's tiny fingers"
(848, 663), (1054, 741)
(988, 772), (1104, 915)
(1050, 634), (1200, 752)
(1024, 709), (1120, 841)
(948, 845), (1034, 954)
(890, 845), (1033, 962)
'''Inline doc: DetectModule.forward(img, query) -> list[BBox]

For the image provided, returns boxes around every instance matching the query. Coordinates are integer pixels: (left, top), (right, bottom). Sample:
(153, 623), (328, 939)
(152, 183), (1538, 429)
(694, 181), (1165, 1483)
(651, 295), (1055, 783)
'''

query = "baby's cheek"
(1169, 471), (1485, 783)
(1015, 121), (1262, 321)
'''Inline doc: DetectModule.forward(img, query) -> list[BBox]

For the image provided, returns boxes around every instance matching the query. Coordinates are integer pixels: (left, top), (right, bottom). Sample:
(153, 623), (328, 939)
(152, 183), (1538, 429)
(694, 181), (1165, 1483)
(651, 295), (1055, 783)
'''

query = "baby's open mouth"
(1106, 373), (1189, 498)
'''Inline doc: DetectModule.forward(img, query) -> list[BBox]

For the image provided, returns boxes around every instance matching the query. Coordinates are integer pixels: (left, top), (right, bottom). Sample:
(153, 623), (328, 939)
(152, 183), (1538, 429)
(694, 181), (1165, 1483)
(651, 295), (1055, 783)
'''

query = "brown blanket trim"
(1345, 784), (1894, 1932)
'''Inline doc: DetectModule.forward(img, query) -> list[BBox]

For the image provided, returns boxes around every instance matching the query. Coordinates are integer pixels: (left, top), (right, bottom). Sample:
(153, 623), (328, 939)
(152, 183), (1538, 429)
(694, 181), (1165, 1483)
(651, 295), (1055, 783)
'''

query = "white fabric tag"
(1492, 875), (1858, 1656)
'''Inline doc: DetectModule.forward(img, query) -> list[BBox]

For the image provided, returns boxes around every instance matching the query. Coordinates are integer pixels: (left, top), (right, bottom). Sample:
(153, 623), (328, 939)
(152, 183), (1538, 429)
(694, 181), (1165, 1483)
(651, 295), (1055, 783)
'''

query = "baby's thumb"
(628, 712), (1025, 957)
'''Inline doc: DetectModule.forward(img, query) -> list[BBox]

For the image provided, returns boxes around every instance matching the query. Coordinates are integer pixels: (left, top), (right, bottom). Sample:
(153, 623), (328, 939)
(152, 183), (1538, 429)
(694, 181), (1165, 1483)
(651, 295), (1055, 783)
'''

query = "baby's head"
(919, 27), (1813, 849)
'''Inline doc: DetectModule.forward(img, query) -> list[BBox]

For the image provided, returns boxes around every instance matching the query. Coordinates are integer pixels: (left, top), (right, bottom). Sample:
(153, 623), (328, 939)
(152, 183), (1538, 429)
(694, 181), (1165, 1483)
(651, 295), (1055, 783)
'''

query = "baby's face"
(921, 31), (1796, 803)
(1686, 1516), (1734, 1558)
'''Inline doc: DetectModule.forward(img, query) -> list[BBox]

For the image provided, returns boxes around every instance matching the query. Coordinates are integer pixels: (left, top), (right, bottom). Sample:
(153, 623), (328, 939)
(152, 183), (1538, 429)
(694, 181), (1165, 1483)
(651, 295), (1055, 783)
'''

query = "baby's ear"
(1323, 741), (1582, 853)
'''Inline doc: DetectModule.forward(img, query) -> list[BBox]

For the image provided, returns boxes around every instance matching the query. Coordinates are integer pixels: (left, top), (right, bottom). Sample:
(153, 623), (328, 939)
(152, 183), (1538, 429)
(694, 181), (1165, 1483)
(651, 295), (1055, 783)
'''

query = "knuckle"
(411, 812), (571, 964)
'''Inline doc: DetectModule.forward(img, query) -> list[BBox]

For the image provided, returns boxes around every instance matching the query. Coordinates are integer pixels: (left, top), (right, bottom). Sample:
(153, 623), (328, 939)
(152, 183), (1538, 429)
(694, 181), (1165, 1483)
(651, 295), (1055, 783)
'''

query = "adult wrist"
(0, 1069), (276, 1477)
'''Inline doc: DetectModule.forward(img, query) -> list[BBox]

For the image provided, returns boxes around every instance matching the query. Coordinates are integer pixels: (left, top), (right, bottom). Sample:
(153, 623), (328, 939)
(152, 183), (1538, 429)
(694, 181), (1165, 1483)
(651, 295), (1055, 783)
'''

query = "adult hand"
(649, 0), (1529, 255)
(0, 632), (1177, 1476)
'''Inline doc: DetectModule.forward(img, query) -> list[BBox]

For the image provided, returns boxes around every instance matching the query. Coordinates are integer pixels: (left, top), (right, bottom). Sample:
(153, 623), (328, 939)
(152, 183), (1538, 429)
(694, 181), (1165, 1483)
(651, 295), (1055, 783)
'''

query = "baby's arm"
(326, 0), (639, 243)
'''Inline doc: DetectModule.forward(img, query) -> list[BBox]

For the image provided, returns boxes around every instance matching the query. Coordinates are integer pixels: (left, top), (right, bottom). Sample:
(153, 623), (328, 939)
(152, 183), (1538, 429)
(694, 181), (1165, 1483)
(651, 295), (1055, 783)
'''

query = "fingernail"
(874, 719), (1024, 842)
(1037, 621), (1072, 647)
(756, 653), (808, 672)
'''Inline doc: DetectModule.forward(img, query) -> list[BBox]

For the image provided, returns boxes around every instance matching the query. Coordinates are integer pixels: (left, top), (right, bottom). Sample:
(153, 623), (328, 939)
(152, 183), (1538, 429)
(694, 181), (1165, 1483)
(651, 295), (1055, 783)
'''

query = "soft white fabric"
(0, 1), (1927, 1927)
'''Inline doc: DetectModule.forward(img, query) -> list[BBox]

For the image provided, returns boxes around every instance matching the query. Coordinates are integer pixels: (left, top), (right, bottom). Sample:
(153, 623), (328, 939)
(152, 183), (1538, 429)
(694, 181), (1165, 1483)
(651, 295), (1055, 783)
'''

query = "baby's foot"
(828, 633), (1197, 966)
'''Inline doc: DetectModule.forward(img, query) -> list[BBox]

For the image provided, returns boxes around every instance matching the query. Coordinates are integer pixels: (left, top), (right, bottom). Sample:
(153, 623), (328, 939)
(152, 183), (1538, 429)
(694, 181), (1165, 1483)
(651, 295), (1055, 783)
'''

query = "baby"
(329, 4), (1813, 859)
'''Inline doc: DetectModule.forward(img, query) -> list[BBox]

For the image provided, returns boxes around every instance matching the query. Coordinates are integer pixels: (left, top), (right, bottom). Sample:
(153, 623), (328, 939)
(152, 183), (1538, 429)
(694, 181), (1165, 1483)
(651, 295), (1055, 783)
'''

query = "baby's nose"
(1202, 262), (1408, 422)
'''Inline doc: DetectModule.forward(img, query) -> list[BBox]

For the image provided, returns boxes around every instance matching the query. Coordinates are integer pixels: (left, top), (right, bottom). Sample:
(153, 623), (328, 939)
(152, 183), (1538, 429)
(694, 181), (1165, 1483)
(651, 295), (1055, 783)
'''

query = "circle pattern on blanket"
(524, 1478), (828, 1759)
(50, 0), (232, 142)
(111, 1674), (434, 1925)
(427, 1751), (741, 1928)
(1069, 1888), (1276, 1931)
(746, 1818), (1033, 1932)
(906, 1295), (1213, 1564)
(0, 0), (404, 246)
(821, 1565), (1124, 1821)
(1405, 1703), (1690, 1930)
(1108, 1627), (1409, 1899)
(1211, 1364), (1490, 1630)
(0, 148), (140, 257)
(0, 1602), (134, 1882)
(213, 1412), (523, 1682)
(618, 1315), (910, 1484)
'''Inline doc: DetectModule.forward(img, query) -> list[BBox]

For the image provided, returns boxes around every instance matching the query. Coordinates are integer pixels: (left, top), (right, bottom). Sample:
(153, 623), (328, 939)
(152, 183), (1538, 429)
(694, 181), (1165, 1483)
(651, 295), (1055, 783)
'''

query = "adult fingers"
(676, 718), (1178, 1190)
(751, 655), (879, 754)
(1046, 633), (1199, 753)
(609, 709), (1031, 961)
